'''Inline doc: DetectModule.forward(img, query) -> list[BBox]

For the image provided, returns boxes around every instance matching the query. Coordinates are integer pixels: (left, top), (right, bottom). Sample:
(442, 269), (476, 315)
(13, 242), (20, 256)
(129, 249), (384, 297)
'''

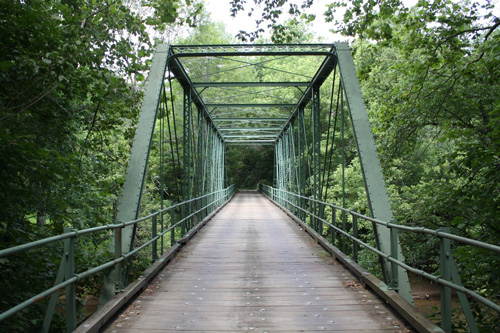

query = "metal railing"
(260, 184), (500, 333)
(0, 184), (236, 332)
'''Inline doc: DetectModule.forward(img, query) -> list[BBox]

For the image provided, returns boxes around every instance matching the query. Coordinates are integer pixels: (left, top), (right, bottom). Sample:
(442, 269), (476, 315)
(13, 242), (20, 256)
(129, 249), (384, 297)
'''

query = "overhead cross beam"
(193, 82), (309, 87)
(205, 103), (296, 108)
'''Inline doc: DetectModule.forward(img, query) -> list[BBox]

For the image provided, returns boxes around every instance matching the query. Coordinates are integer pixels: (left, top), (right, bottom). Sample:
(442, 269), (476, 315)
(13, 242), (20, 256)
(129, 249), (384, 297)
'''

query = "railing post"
(181, 202), (186, 236)
(331, 207), (336, 245)
(300, 195), (305, 222)
(352, 211), (358, 262)
(440, 227), (452, 333)
(285, 191), (292, 211)
(160, 211), (164, 255)
(63, 227), (76, 332)
(152, 213), (158, 261)
(114, 224), (123, 293)
(293, 190), (297, 212)
(341, 210), (347, 253)
(170, 208), (176, 246)
(318, 202), (324, 235)
(389, 224), (399, 291)
(205, 191), (208, 218)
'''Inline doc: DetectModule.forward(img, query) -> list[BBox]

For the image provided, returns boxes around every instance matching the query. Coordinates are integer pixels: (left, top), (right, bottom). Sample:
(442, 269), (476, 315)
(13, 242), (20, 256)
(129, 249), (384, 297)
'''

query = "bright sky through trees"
(203, 0), (345, 41)
(203, 0), (500, 42)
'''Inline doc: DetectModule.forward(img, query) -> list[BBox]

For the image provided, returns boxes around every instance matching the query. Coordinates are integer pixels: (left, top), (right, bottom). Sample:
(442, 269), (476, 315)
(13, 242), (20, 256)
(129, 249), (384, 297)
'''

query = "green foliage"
(2, 0), (499, 330)
(350, 1), (500, 329)
(227, 145), (274, 189)
(0, 0), (203, 330)
(230, 0), (315, 42)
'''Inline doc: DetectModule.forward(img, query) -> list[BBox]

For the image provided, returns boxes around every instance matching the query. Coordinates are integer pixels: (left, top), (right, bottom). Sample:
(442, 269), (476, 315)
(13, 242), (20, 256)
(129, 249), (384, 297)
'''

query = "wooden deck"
(105, 191), (411, 332)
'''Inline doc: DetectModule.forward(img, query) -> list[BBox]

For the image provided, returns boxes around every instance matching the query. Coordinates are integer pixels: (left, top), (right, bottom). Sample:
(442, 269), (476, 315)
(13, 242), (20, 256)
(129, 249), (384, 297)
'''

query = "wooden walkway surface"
(105, 191), (410, 332)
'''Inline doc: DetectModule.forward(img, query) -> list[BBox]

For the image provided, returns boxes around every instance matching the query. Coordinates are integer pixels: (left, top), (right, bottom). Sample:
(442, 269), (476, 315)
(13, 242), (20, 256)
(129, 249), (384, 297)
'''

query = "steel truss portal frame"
(101, 43), (413, 305)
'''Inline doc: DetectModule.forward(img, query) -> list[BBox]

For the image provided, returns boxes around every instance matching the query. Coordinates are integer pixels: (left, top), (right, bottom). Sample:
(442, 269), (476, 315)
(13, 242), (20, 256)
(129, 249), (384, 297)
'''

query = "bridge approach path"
(105, 191), (411, 332)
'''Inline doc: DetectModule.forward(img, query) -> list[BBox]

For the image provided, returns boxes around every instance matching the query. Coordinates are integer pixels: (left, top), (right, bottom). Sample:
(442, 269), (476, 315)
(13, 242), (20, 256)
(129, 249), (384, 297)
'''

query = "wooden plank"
(102, 192), (416, 332)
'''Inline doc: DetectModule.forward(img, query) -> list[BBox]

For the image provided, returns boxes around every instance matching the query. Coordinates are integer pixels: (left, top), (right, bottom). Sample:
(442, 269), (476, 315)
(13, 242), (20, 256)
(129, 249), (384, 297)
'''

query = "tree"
(350, 2), (500, 329)
(0, 0), (203, 330)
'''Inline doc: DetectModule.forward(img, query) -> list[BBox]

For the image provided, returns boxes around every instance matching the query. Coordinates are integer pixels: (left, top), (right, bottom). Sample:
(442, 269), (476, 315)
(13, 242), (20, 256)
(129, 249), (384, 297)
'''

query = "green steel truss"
(101, 43), (413, 305)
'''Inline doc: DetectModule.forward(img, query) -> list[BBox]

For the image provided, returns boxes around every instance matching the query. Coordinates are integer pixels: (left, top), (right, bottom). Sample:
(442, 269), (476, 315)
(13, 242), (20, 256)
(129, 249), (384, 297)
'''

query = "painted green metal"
(167, 48), (223, 135)
(99, 44), (169, 306)
(276, 46), (337, 138)
(152, 214), (158, 261)
(389, 225), (399, 290)
(64, 229), (76, 332)
(225, 140), (275, 145)
(182, 87), (192, 232)
(440, 227), (452, 333)
(42, 228), (75, 333)
(311, 86), (321, 233)
(196, 108), (204, 221)
(170, 209), (176, 246)
(223, 134), (277, 138)
(214, 117), (288, 122)
(218, 127), (282, 131)
(193, 81), (309, 87)
(331, 208), (336, 244)
(450, 256), (479, 332)
(170, 43), (334, 55)
(297, 108), (307, 222)
(288, 124), (299, 215)
(352, 212), (359, 262)
(205, 103), (296, 108)
(335, 42), (413, 304)
(42, 259), (63, 332)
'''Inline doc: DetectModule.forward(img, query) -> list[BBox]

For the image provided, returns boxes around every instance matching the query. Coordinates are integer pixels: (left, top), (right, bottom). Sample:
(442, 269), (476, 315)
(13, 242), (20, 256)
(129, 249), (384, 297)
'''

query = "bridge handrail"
(259, 185), (500, 317)
(0, 184), (236, 326)
(0, 185), (236, 259)
(262, 186), (500, 254)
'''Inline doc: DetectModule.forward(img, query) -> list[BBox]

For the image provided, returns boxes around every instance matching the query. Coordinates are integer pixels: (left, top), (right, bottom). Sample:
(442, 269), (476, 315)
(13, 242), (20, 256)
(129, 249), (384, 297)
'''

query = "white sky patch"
(203, 0), (500, 43)
(203, 0), (346, 42)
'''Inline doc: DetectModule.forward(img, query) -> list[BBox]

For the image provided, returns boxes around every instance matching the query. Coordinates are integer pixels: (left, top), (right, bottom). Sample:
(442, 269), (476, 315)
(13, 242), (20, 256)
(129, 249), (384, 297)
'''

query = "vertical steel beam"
(335, 42), (413, 304)
(196, 108), (204, 221)
(275, 137), (281, 204)
(298, 108), (307, 221)
(99, 44), (168, 306)
(202, 122), (210, 216)
(289, 124), (299, 215)
(311, 87), (322, 233)
(182, 87), (192, 232)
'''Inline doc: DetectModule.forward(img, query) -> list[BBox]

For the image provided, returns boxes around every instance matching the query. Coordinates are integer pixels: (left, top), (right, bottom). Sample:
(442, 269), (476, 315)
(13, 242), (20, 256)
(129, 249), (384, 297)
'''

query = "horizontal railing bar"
(268, 186), (500, 254)
(0, 187), (235, 258)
